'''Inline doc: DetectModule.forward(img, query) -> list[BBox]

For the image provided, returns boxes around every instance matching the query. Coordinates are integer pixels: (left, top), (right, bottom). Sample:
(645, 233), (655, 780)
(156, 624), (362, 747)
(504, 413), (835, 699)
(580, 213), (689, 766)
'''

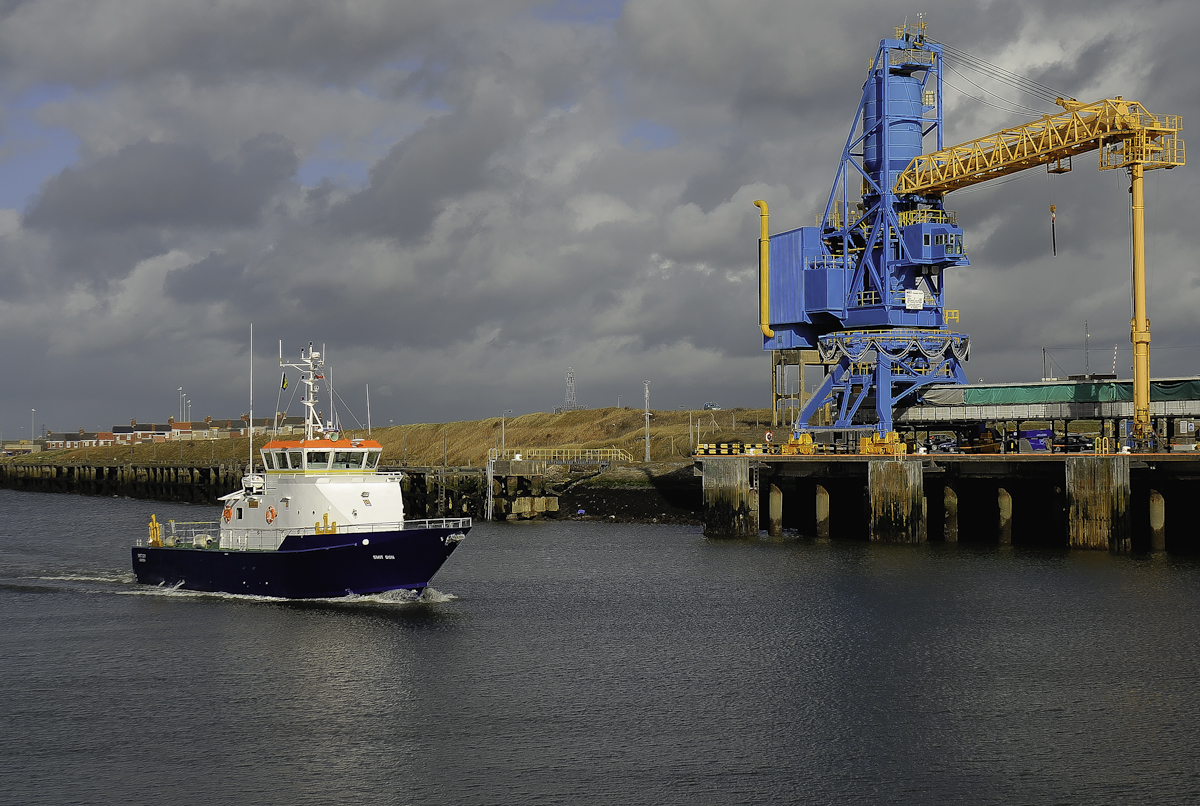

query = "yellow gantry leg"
(1130, 163), (1151, 440)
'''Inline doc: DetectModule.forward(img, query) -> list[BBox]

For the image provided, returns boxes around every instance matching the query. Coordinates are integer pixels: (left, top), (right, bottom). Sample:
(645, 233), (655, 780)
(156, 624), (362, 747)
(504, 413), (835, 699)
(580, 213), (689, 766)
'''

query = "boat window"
(307, 451), (330, 469)
(273, 451), (287, 469)
(287, 450), (303, 469)
(332, 451), (364, 469)
(365, 450), (381, 469)
(262, 452), (275, 470)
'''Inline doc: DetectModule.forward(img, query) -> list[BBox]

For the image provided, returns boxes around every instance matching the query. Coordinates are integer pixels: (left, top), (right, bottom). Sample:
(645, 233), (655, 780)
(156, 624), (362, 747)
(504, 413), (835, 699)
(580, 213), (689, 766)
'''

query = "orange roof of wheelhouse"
(262, 438), (383, 449)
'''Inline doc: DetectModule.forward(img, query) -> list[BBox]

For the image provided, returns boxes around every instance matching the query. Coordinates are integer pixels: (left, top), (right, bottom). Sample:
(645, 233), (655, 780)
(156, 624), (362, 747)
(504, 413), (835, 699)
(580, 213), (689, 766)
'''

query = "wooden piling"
(1065, 455), (1131, 552)
(868, 460), (925, 543)
(702, 456), (758, 538)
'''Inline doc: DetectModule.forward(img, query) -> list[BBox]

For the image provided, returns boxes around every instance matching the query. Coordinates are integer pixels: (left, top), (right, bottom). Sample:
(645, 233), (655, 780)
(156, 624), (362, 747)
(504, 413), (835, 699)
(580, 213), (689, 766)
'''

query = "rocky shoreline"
(550, 462), (702, 525)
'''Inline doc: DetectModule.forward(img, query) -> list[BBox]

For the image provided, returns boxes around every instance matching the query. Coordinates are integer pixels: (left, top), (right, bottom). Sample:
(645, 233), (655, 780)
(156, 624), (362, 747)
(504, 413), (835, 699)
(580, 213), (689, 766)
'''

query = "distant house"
(103, 415), (304, 444)
(46, 429), (114, 449)
(118, 422), (171, 443)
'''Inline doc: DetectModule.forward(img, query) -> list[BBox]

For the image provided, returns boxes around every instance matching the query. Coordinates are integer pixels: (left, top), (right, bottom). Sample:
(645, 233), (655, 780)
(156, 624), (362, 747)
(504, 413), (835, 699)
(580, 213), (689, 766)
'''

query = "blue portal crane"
(757, 20), (1183, 442)
(758, 20), (968, 434)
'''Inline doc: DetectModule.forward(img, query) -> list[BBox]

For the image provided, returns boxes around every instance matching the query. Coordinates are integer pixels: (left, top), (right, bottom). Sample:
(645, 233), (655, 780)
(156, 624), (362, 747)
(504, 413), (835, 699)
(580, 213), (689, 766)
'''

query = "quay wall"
(700, 454), (1200, 553)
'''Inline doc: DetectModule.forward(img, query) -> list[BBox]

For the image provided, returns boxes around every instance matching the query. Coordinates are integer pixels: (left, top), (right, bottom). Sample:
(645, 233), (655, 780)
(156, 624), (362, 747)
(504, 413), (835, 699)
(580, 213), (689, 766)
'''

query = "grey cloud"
(24, 134), (297, 232)
(0, 0), (535, 88)
(329, 95), (530, 241)
(163, 251), (246, 303)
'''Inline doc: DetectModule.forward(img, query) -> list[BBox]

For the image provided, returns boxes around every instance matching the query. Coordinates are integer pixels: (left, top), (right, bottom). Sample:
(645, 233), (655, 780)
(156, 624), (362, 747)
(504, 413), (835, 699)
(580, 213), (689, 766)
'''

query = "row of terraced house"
(44, 415), (307, 449)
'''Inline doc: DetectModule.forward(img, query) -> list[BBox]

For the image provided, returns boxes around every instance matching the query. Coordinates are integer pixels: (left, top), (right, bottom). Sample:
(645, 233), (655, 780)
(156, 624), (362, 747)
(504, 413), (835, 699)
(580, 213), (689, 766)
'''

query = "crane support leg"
(1130, 163), (1151, 441)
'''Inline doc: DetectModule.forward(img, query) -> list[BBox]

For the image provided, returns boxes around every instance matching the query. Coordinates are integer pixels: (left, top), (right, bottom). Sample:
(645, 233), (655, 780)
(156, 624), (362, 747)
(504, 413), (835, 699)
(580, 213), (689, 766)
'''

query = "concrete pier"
(1150, 490), (1166, 551)
(698, 452), (1196, 550)
(867, 460), (925, 543)
(767, 484), (783, 537)
(944, 485), (958, 542)
(998, 488), (1012, 545)
(815, 485), (830, 538)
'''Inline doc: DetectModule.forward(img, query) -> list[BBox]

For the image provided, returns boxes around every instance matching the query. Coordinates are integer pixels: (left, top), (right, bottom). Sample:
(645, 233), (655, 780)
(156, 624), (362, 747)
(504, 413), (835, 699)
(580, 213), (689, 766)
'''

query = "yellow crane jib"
(148, 514), (162, 547)
(893, 97), (1183, 196)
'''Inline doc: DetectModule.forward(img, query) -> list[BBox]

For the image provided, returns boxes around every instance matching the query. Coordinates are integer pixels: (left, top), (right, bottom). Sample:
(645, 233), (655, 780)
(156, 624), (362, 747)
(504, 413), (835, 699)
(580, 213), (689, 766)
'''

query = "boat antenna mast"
(280, 342), (326, 441)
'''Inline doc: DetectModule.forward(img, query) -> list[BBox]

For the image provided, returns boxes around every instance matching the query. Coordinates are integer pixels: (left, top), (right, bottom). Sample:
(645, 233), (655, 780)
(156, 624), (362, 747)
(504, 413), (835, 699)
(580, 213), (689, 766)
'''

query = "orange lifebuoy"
(265, 506), (277, 525)
(222, 506), (233, 523)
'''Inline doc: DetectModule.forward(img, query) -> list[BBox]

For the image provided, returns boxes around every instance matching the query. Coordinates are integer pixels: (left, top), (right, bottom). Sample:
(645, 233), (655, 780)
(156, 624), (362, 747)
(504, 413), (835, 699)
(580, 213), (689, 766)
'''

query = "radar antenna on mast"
(279, 342), (326, 441)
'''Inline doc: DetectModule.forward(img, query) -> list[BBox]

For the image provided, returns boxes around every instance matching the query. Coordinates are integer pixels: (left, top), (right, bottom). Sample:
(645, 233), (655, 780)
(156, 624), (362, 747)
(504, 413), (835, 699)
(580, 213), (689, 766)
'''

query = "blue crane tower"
(757, 20), (969, 434)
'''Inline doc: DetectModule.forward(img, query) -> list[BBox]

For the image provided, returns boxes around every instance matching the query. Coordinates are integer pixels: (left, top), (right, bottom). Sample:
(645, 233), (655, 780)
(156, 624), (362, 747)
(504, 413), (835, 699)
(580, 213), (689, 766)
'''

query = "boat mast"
(249, 323), (253, 469)
(280, 342), (325, 442)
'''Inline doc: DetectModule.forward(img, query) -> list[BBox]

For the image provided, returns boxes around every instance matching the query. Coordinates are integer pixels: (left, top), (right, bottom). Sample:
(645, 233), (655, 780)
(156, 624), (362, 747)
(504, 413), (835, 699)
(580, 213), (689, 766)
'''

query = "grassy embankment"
(11, 407), (779, 468)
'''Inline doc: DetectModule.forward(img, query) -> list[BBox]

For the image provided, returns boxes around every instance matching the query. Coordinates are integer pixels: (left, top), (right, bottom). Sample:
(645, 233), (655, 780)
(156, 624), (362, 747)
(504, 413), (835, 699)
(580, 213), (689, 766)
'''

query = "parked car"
(1053, 433), (1094, 453)
(927, 436), (958, 453)
(703, 402), (722, 410)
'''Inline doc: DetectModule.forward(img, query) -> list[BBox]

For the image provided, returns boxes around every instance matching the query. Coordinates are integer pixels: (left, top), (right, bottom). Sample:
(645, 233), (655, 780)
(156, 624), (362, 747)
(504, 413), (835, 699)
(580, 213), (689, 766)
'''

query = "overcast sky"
(0, 0), (1196, 436)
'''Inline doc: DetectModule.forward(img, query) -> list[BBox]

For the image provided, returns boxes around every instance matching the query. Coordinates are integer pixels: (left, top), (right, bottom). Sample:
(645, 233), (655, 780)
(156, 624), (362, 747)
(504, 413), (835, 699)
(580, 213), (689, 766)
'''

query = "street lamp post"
(178, 387), (183, 422)
(31, 409), (35, 442)
(643, 381), (650, 462)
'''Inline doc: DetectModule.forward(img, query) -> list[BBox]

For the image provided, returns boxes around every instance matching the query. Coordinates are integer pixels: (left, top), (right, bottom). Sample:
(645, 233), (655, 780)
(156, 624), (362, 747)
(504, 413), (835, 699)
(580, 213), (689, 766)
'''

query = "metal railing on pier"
(487, 447), (633, 463)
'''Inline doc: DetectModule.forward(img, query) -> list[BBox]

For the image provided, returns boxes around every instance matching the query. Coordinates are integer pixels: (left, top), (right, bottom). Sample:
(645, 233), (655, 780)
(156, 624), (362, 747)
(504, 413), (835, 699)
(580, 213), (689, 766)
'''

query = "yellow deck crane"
(894, 97), (1184, 444)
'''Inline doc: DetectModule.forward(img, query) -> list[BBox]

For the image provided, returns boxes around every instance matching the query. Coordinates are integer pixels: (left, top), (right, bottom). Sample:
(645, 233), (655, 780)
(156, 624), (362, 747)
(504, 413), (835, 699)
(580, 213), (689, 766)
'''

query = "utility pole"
(502, 410), (512, 453)
(679, 405), (692, 452)
(643, 381), (650, 462)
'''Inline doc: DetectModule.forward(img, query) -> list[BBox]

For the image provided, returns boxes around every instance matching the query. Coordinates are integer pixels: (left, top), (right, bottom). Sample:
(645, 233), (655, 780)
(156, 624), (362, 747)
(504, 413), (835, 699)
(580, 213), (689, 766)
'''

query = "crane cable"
(929, 38), (1066, 105)
(942, 60), (1053, 116)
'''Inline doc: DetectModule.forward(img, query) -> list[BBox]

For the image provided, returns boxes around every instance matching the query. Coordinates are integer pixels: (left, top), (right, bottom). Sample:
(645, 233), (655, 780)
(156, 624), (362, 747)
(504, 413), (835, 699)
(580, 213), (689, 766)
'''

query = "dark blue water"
(2, 487), (1199, 805)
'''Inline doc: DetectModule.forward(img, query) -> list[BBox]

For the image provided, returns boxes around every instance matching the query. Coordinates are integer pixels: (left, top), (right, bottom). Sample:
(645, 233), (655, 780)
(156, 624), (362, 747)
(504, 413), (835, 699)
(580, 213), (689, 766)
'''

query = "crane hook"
(1050, 204), (1057, 256)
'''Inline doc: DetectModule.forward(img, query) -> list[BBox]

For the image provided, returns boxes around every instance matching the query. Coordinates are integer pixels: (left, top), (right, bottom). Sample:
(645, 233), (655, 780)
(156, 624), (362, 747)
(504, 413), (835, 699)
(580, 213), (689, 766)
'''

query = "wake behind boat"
(132, 342), (469, 598)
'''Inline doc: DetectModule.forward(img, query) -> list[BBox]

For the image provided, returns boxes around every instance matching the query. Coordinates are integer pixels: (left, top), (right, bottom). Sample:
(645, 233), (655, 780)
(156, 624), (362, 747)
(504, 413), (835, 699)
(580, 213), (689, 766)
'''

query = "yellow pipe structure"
(754, 200), (774, 338)
(893, 96), (1183, 447)
(1130, 163), (1151, 436)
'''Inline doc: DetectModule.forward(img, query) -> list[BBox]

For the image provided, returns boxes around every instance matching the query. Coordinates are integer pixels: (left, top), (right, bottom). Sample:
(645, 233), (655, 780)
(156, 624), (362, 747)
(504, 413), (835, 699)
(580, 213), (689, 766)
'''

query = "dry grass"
(17, 407), (781, 467)
(355, 407), (778, 466)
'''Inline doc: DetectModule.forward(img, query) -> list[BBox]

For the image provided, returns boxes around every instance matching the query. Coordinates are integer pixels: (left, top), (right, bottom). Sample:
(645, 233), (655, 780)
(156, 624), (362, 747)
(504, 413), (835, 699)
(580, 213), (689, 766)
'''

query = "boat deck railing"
(137, 518), (471, 551)
(402, 517), (471, 531)
(135, 520), (220, 548)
